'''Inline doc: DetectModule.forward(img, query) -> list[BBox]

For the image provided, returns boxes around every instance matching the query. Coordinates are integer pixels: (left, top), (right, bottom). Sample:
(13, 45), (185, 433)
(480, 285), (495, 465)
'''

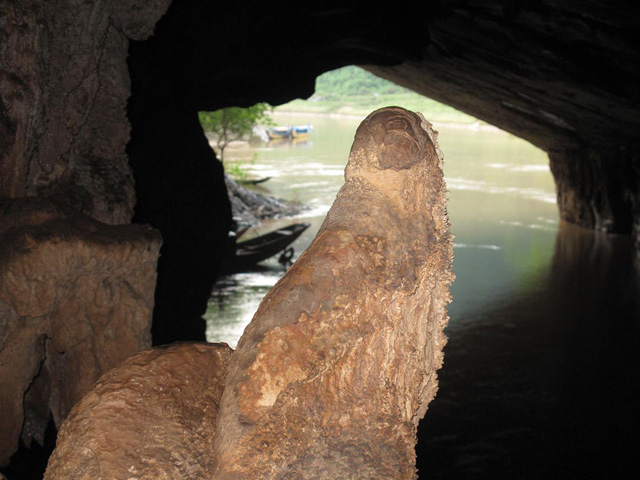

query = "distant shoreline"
(272, 109), (503, 133)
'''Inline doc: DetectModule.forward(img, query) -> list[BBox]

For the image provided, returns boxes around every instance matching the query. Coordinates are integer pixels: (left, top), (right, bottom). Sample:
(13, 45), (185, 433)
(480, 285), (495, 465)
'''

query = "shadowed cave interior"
(128, 0), (640, 348)
(1, 0), (640, 478)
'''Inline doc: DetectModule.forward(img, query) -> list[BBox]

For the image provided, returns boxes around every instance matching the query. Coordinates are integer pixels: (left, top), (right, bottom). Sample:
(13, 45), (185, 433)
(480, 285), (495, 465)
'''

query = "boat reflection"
(266, 137), (313, 149)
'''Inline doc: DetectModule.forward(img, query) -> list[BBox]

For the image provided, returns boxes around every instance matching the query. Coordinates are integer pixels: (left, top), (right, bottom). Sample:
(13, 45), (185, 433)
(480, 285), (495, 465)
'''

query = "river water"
(206, 112), (640, 479)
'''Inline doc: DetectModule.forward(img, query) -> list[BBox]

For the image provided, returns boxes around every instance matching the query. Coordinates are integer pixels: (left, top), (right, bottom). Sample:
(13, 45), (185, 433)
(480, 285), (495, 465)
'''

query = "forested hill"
(314, 66), (408, 97)
(276, 66), (480, 124)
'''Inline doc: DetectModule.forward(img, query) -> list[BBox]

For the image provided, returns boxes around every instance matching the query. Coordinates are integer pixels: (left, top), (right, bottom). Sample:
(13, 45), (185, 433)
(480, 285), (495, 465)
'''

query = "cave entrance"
(202, 65), (558, 350)
(196, 65), (640, 478)
(123, 0), (640, 473)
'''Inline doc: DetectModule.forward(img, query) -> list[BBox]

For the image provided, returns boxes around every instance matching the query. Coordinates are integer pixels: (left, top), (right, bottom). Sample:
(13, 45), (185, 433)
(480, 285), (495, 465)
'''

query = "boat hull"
(221, 222), (311, 272)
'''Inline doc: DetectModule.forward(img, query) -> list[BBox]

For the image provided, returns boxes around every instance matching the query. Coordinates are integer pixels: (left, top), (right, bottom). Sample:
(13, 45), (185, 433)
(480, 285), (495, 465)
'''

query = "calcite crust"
(213, 107), (453, 479)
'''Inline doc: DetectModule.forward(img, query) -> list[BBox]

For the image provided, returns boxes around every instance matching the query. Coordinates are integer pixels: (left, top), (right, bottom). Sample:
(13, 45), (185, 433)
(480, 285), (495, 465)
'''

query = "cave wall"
(0, 197), (161, 465)
(2, 1), (638, 350)
(0, 0), (170, 467)
(4, 0), (636, 351)
(126, 43), (232, 345)
(0, 0), (171, 224)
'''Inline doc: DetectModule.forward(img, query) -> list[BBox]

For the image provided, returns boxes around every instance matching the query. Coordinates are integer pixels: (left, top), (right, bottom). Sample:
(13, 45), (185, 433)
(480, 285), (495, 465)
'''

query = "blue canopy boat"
(291, 124), (312, 138)
(267, 124), (312, 140)
(267, 126), (292, 140)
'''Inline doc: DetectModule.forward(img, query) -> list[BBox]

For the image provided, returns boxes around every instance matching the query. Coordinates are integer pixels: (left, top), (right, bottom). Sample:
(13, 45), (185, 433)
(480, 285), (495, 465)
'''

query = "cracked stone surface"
(44, 342), (232, 480)
(0, 196), (162, 466)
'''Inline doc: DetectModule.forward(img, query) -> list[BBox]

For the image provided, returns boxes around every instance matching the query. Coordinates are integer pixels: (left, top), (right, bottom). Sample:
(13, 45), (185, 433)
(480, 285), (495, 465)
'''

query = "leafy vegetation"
(199, 103), (273, 162)
(314, 66), (407, 97)
(225, 153), (257, 182)
(276, 66), (481, 124)
(199, 67), (482, 164)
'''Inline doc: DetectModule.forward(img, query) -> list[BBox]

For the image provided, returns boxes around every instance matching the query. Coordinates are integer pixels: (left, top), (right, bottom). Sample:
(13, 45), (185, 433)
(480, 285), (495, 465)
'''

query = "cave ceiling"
(137, 0), (640, 153)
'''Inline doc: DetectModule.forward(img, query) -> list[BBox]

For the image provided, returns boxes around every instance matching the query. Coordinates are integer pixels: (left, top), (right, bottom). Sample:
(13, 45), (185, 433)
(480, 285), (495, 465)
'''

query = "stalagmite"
(42, 107), (452, 479)
(44, 342), (232, 479)
(213, 106), (454, 479)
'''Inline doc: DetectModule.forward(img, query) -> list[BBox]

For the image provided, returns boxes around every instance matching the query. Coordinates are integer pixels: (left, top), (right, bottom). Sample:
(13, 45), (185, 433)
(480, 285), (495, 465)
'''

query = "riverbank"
(271, 65), (494, 130)
(274, 93), (484, 125)
(270, 109), (501, 133)
(271, 107), (501, 134)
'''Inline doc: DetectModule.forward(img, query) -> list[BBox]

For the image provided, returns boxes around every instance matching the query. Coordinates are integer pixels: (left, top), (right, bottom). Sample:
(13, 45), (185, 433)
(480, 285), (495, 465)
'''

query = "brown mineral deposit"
(213, 106), (454, 479)
(44, 342), (233, 480)
(0, 196), (161, 465)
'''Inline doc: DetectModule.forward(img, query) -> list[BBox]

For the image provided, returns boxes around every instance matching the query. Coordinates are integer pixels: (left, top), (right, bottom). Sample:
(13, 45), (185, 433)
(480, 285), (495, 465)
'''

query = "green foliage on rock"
(199, 104), (273, 162)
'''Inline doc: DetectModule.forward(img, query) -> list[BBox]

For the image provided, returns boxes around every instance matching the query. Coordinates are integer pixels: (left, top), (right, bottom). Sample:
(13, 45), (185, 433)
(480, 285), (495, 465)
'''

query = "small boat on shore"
(267, 126), (292, 140)
(291, 124), (312, 138)
(267, 125), (312, 140)
(222, 222), (310, 272)
(238, 176), (272, 186)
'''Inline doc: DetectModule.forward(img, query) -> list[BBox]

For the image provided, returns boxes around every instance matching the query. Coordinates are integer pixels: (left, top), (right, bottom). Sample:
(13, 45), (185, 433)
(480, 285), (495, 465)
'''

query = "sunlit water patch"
(446, 177), (557, 204)
(205, 270), (282, 348)
(454, 243), (503, 250)
(487, 163), (551, 172)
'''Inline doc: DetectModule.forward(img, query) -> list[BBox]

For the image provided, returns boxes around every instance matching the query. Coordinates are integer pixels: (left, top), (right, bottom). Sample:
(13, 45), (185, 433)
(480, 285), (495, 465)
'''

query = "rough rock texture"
(213, 107), (453, 479)
(1, 0), (639, 471)
(549, 148), (640, 239)
(0, 0), (170, 224)
(44, 342), (232, 480)
(0, 196), (161, 466)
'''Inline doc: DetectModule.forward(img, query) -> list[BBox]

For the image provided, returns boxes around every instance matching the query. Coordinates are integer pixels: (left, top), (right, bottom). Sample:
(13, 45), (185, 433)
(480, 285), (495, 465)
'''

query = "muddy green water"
(206, 112), (640, 479)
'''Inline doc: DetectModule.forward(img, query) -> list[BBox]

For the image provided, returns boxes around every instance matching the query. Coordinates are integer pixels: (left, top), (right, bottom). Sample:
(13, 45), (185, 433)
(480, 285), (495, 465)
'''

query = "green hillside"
(314, 66), (407, 97)
(275, 66), (481, 124)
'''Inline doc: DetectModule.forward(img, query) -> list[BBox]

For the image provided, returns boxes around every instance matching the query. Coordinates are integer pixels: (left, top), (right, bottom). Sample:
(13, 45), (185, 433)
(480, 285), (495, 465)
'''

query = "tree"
(199, 103), (273, 162)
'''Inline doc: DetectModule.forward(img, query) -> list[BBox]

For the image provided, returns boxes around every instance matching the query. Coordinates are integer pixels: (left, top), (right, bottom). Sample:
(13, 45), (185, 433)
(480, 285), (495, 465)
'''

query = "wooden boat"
(222, 222), (310, 272)
(291, 124), (312, 138)
(234, 223), (251, 240)
(239, 176), (272, 186)
(267, 126), (292, 140)
(267, 125), (313, 140)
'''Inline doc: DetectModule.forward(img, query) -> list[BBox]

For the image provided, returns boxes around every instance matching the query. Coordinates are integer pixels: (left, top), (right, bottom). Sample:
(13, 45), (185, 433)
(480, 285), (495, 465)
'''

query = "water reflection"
(266, 137), (313, 149)
(417, 222), (640, 479)
(205, 268), (283, 348)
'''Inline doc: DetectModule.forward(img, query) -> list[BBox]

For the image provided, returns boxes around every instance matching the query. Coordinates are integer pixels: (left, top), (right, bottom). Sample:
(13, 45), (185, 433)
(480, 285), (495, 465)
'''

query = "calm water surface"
(206, 112), (640, 478)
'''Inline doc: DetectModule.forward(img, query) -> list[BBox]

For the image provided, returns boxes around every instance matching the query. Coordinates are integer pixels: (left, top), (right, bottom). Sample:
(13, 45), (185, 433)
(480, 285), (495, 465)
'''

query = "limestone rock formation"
(0, 0), (171, 225)
(213, 107), (453, 479)
(44, 342), (232, 480)
(0, 196), (161, 466)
